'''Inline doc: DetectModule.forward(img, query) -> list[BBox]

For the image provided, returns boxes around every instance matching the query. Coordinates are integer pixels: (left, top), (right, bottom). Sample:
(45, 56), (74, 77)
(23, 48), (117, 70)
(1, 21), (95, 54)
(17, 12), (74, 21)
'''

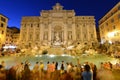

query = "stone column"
(51, 31), (54, 44)
(86, 24), (89, 42)
(40, 24), (44, 42)
(80, 25), (83, 42)
(26, 24), (29, 42)
(33, 23), (36, 44)
(48, 24), (52, 45)
(72, 24), (76, 41)
(64, 24), (67, 41)
(62, 31), (64, 42)
(93, 24), (97, 42)
(63, 24), (67, 46)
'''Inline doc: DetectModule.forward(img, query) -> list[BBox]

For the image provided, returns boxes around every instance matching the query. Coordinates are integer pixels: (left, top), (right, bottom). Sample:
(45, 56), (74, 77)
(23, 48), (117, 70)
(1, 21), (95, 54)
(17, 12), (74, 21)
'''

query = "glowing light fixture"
(49, 54), (56, 58)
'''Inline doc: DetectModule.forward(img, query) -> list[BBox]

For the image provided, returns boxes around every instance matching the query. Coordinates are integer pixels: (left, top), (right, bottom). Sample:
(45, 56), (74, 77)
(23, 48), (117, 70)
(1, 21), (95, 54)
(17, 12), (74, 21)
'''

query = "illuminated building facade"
(6, 27), (20, 45)
(99, 2), (120, 43)
(19, 3), (97, 48)
(0, 14), (8, 48)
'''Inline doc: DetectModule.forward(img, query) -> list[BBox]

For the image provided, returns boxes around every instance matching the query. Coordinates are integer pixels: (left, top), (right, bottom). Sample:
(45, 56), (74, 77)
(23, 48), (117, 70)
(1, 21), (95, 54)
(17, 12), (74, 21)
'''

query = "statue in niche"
(68, 32), (72, 40)
(45, 34), (47, 40)
(55, 32), (60, 41)
(44, 32), (48, 40)
(69, 34), (72, 40)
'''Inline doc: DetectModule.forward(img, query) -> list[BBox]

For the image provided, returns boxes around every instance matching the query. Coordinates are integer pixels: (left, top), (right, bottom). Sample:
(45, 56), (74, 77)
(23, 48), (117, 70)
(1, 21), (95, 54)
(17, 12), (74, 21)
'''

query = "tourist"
(60, 70), (73, 80)
(66, 62), (72, 73)
(55, 62), (58, 70)
(51, 61), (55, 72)
(33, 62), (39, 80)
(82, 64), (92, 80)
(92, 64), (97, 80)
(47, 61), (50, 71)
(0, 65), (6, 80)
(16, 62), (24, 80)
(74, 65), (82, 80)
(100, 62), (104, 69)
(108, 61), (113, 70)
(60, 61), (65, 74)
(39, 60), (44, 71)
(23, 60), (31, 80)
(46, 61), (51, 80)
(33, 62), (39, 72)
(61, 61), (65, 70)
(73, 65), (77, 72)
(97, 67), (114, 80)
(39, 60), (44, 80)
(1, 61), (5, 70)
(8, 65), (17, 80)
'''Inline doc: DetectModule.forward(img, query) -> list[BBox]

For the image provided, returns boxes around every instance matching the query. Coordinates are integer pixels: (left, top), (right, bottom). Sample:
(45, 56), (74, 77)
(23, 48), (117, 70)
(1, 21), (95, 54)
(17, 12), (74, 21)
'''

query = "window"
(31, 24), (33, 28)
(24, 24), (26, 27)
(105, 17), (108, 20)
(118, 6), (120, 10)
(113, 26), (116, 29)
(36, 34), (39, 40)
(68, 24), (72, 28)
(106, 23), (108, 26)
(91, 34), (93, 38)
(68, 31), (72, 40)
(37, 24), (39, 27)
(111, 12), (113, 16)
(68, 16), (72, 18)
(118, 14), (120, 19)
(76, 24), (79, 27)
(29, 34), (32, 40)
(111, 18), (114, 23)
(1, 17), (6, 22)
(1, 23), (4, 27)
(83, 24), (85, 27)
(2, 31), (4, 34)
(101, 25), (104, 29)
(45, 26), (48, 29)
(44, 31), (48, 40)
(84, 34), (86, 38)
(77, 34), (79, 39)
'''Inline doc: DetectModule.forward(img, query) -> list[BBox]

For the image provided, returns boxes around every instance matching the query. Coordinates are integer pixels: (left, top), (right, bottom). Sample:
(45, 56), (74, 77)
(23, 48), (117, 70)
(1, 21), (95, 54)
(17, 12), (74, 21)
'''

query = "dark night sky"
(0, 0), (119, 29)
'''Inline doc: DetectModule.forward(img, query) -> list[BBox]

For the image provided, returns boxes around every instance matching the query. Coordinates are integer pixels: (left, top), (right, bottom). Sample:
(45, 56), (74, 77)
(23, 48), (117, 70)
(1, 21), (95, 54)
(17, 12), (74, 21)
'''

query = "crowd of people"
(0, 59), (119, 80)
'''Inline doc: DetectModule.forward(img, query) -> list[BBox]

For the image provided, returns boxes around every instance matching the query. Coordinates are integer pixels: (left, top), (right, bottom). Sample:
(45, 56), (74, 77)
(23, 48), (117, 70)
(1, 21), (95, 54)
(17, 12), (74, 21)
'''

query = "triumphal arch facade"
(19, 3), (97, 48)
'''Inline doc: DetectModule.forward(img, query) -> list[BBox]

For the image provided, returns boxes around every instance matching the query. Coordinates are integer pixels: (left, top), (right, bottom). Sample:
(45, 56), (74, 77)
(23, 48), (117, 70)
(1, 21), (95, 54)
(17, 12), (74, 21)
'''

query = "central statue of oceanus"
(55, 32), (60, 41)
(53, 32), (61, 46)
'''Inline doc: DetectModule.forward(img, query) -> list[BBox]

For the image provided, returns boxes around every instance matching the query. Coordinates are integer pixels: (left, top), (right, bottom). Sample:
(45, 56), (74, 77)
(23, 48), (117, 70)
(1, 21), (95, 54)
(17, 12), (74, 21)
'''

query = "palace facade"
(99, 2), (120, 43)
(19, 3), (97, 48)
(0, 14), (8, 47)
